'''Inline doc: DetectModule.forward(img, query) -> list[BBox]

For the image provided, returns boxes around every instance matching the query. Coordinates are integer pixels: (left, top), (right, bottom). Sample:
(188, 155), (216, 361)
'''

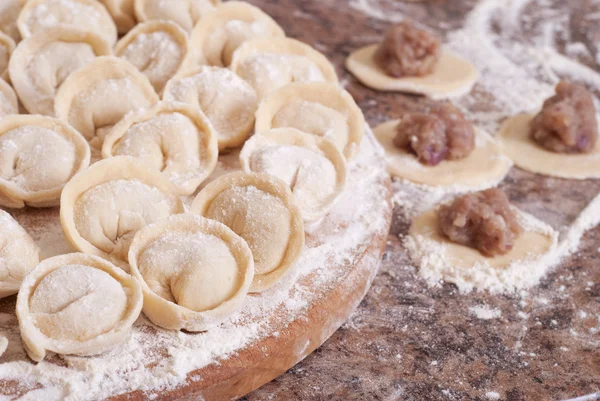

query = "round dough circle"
(16, 253), (143, 362)
(0, 114), (91, 208)
(128, 213), (254, 331)
(230, 37), (338, 99)
(0, 210), (40, 298)
(498, 113), (600, 179)
(115, 20), (189, 94)
(60, 156), (185, 268)
(255, 82), (365, 160)
(188, 1), (284, 68)
(102, 101), (219, 196)
(191, 171), (304, 292)
(345, 44), (479, 99)
(374, 119), (512, 189)
(240, 128), (347, 222)
(9, 28), (112, 116)
(18, 0), (118, 46)
(407, 206), (558, 293)
(163, 66), (258, 151)
(0, 78), (18, 117)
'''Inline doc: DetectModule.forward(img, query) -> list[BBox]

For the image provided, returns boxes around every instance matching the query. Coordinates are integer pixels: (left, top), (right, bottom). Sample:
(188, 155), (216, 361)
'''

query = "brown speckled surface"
(241, 1), (600, 400)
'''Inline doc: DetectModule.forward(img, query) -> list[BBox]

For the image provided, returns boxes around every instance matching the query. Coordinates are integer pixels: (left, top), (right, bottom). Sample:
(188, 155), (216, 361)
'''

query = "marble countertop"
(241, 1), (600, 400)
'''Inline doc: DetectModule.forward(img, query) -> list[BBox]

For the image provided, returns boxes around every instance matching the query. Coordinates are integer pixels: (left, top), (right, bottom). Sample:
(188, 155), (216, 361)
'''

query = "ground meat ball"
(374, 21), (441, 78)
(437, 189), (523, 257)
(393, 102), (475, 166)
(530, 81), (598, 153)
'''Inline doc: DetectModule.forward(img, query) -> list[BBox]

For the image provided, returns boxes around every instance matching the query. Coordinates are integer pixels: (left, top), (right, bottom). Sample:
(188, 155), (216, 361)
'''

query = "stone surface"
(242, 1), (600, 400)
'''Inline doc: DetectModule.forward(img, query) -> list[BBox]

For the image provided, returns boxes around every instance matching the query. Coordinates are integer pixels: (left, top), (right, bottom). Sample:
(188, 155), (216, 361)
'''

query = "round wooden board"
(0, 130), (392, 400)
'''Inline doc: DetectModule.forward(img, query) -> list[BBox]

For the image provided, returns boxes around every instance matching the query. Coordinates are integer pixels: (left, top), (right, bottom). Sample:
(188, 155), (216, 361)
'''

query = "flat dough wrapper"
(374, 119), (512, 189)
(0, 78), (18, 117)
(407, 207), (558, 293)
(345, 44), (479, 100)
(498, 113), (600, 179)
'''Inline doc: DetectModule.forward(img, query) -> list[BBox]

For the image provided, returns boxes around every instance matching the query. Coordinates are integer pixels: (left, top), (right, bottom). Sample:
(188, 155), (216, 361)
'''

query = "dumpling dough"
(0, 210), (40, 298)
(240, 128), (347, 222)
(163, 66), (258, 151)
(374, 119), (512, 189)
(0, 0), (25, 42)
(54, 56), (159, 154)
(499, 113), (600, 179)
(188, 1), (284, 68)
(345, 44), (479, 99)
(231, 37), (338, 99)
(0, 115), (91, 208)
(192, 172), (304, 292)
(9, 28), (112, 116)
(0, 78), (18, 117)
(61, 157), (185, 268)
(0, 31), (14, 81)
(18, 0), (118, 46)
(99, 0), (136, 34)
(255, 82), (365, 160)
(128, 214), (254, 331)
(115, 21), (189, 94)
(406, 205), (558, 293)
(16, 253), (143, 362)
(102, 102), (219, 196)
(134, 0), (218, 33)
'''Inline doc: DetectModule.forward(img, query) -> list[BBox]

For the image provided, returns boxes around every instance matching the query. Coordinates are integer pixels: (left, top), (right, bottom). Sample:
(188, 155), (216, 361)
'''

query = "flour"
(470, 306), (501, 320)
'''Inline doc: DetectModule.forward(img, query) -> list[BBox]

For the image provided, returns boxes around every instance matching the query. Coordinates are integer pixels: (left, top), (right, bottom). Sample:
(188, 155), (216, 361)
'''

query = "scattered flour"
(470, 306), (501, 320)
(486, 391), (501, 400)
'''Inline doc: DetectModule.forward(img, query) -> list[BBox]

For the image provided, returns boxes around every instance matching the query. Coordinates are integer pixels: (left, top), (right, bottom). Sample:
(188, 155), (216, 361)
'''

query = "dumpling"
(255, 82), (365, 159)
(9, 28), (112, 116)
(0, 78), (18, 117)
(115, 21), (189, 94)
(163, 66), (258, 150)
(60, 156), (185, 268)
(192, 172), (304, 292)
(18, 0), (118, 46)
(0, 31), (14, 81)
(128, 214), (254, 331)
(54, 56), (159, 154)
(0, 0), (25, 42)
(134, 0), (218, 33)
(240, 128), (347, 222)
(188, 1), (284, 68)
(99, 0), (136, 34)
(16, 253), (143, 362)
(0, 115), (91, 208)
(102, 102), (219, 196)
(0, 210), (39, 298)
(230, 37), (338, 99)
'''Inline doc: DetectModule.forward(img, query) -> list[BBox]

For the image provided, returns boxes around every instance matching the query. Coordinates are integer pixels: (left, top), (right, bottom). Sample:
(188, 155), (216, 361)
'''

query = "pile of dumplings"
(0, 0), (366, 362)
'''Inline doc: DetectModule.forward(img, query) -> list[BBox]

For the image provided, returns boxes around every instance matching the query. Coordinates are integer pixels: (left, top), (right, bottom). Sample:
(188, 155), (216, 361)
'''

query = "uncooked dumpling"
(231, 37), (338, 99)
(188, 1), (284, 68)
(18, 0), (118, 46)
(0, 0), (25, 42)
(163, 66), (258, 150)
(0, 31), (14, 81)
(0, 115), (91, 208)
(255, 82), (365, 159)
(16, 253), (143, 362)
(61, 156), (184, 268)
(9, 28), (112, 116)
(54, 56), (158, 154)
(134, 0), (218, 33)
(0, 78), (18, 117)
(128, 214), (254, 331)
(192, 172), (304, 292)
(102, 102), (219, 196)
(115, 20), (189, 94)
(240, 128), (347, 222)
(99, 0), (136, 34)
(0, 210), (40, 298)
(374, 119), (512, 189)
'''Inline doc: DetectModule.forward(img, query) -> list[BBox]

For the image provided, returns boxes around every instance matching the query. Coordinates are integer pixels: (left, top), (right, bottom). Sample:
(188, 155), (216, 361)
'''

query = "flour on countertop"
(470, 306), (501, 320)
